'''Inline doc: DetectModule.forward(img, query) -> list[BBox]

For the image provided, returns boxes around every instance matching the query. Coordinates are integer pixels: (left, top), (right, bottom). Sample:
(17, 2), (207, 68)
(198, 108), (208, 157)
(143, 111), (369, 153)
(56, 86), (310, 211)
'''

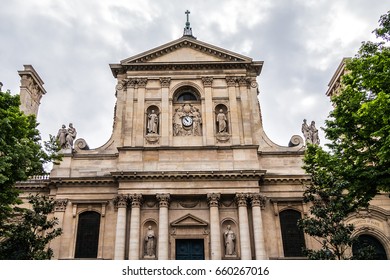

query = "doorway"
(175, 239), (205, 260)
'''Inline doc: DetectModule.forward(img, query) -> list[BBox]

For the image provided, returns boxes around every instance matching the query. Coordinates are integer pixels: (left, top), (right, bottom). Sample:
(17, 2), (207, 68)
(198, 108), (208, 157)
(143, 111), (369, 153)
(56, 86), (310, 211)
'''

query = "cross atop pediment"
(183, 10), (196, 39)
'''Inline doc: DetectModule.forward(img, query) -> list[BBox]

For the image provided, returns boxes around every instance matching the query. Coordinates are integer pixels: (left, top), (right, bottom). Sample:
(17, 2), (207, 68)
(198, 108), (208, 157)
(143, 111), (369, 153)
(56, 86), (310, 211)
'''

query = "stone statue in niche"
(147, 110), (159, 134)
(57, 123), (77, 150)
(224, 225), (236, 256)
(216, 109), (228, 133)
(144, 225), (156, 258)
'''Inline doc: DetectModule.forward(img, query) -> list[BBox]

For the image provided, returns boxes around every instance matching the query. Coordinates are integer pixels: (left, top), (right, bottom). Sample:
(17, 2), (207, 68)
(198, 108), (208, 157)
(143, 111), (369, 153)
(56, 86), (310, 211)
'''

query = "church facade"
(15, 21), (390, 260)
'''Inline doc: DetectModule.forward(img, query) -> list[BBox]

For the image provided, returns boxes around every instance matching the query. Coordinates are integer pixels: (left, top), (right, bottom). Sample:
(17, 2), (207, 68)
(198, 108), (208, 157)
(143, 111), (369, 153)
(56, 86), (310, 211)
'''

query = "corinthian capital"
(114, 194), (129, 208)
(156, 193), (170, 208)
(159, 77), (171, 88)
(54, 199), (68, 212)
(235, 193), (248, 207)
(249, 193), (266, 209)
(130, 194), (143, 208)
(207, 193), (220, 207)
(202, 76), (213, 87)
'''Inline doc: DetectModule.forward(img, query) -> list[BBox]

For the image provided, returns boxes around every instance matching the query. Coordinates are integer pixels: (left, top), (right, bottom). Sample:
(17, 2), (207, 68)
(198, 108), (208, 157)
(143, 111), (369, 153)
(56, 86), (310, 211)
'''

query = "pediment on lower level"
(170, 213), (208, 227)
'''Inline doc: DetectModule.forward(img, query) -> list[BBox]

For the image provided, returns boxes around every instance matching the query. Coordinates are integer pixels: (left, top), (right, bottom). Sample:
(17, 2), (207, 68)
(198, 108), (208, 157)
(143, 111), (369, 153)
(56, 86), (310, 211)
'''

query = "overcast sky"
(1, 0), (388, 149)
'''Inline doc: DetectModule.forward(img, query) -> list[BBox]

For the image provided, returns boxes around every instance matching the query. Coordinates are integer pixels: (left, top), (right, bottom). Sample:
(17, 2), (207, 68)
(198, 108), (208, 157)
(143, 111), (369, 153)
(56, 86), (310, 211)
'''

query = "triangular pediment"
(170, 213), (208, 227)
(120, 37), (253, 64)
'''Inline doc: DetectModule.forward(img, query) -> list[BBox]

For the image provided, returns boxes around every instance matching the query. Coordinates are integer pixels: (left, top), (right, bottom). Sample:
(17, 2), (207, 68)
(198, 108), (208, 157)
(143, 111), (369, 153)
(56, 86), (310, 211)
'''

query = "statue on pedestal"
(224, 225), (236, 256)
(144, 226), (156, 258)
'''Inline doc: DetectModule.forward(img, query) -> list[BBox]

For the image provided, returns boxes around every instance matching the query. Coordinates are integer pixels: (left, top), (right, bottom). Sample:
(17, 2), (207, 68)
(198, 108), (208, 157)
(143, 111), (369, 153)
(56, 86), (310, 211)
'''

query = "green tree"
(299, 11), (389, 259)
(0, 194), (62, 260)
(0, 89), (61, 258)
(0, 90), (59, 232)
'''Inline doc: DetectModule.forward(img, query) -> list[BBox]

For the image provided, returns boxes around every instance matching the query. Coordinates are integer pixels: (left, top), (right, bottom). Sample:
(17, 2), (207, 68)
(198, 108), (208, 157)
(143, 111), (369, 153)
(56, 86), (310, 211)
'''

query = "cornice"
(111, 170), (266, 182)
(117, 144), (259, 152)
(110, 61), (262, 78)
(262, 174), (311, 185)
(49, 176), (116, 186)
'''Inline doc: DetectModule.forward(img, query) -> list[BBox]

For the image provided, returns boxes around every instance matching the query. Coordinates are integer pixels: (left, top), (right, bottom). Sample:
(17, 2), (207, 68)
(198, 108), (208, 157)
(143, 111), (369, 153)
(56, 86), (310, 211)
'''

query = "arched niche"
(145, 105), (160, 135)
(221, 219), (239, 258)
(172, 85), (203, 137)
(142, 220), (158, 259)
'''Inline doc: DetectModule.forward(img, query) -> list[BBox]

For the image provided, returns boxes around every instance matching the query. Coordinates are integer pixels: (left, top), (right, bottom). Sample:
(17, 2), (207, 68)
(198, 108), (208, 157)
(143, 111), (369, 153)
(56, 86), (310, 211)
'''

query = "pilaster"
(202, 77), (215, 145)
(160, 78), (171, 146)
(226, 77), (240, 145)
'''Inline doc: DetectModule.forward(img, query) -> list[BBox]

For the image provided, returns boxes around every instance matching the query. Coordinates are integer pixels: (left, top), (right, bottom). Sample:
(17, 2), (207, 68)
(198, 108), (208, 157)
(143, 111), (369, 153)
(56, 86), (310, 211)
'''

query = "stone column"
(114, 194), (129, 260)
(207, 193), (221, 260)
(235, 193), (252, 260)
(157, 193), (170, 260)
(249, 193), (267, 259)
(128, 194), (143, 260)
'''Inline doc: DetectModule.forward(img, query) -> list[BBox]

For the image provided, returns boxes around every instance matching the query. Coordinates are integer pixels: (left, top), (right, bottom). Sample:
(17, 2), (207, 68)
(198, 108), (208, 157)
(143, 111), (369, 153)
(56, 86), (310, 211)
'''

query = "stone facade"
(15, 39), (390, 260)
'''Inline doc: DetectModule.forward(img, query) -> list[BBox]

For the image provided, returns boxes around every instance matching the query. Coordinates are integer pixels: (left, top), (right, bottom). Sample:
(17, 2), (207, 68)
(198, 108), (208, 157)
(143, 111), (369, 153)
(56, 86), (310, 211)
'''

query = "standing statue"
(217, 109), (227, 133)
(147, 110), (159, 134)
(301, 119), (312, 145)
(57, 124), (67, 149)
(144, 226), (155, 257)
(310, 121), (320, 145)
(192, 107), (202, 136)
(66, 123), (77, 148)
(224, 225), (236, 256)
(173, 107), (184, 136)
(57, 123), (77, 150)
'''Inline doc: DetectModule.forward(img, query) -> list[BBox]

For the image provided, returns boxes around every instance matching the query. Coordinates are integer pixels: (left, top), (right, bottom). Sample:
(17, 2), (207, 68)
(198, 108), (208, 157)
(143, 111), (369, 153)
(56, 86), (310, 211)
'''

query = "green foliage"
(0, 90), (61, 236)
(299, 145), (375, 259)
(0, 194), (62, 260)
(326, 10), (390, 203)
(299, 11), (390, 259)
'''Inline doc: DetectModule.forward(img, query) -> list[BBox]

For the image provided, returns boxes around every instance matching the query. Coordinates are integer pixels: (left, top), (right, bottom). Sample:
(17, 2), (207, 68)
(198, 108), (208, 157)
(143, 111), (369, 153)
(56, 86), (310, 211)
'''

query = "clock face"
(182, 116), (193, 126)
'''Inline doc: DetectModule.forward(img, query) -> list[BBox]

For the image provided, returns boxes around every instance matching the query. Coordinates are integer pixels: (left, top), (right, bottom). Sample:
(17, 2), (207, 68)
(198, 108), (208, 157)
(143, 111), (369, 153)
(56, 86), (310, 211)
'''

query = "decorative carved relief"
(126, 78), (148, 88)
(54, 199), (68, 212)
(173, 104), (202, 136)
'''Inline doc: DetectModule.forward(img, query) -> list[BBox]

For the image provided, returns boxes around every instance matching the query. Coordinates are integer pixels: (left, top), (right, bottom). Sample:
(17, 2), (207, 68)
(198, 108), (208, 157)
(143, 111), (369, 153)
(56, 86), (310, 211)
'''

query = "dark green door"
(175, 239), (205, 260)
